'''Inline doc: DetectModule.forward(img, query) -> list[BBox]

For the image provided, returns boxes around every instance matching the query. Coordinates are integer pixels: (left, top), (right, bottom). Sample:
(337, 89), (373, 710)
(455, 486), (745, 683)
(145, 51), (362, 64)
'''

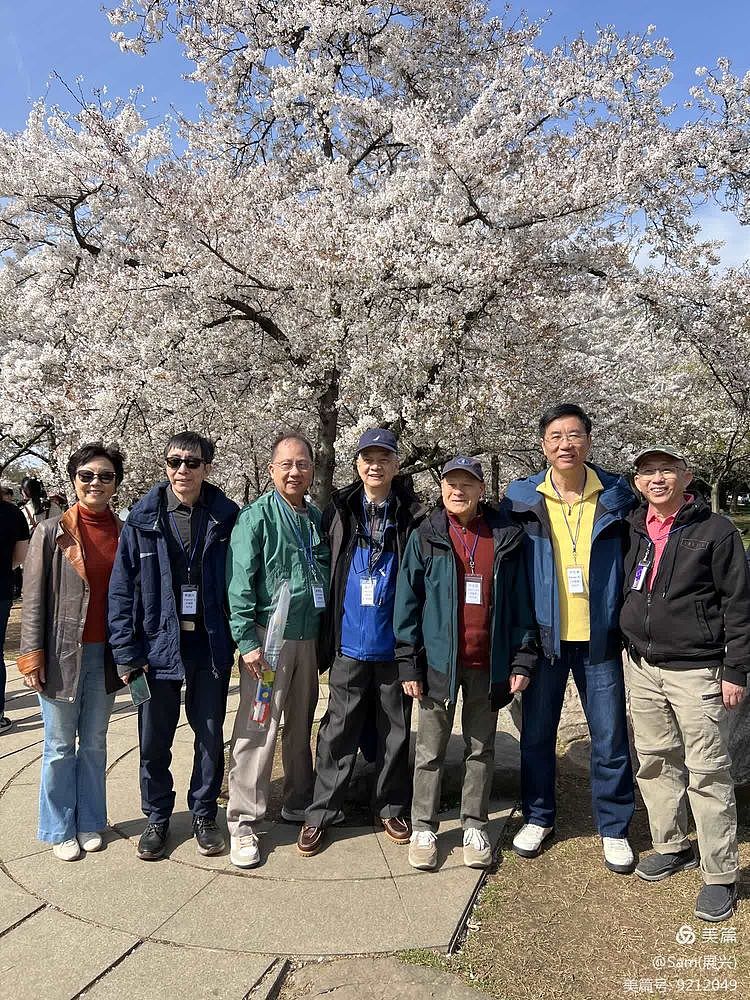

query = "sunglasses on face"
(77, 470), (116, 484)
(165, 456), (204, 470)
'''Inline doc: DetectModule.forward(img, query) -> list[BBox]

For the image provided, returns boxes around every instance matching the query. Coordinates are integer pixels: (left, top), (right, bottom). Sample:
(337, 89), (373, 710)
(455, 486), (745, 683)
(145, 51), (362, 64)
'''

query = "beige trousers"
(227, 630), (319, 834)
(626, 655), (738, 885)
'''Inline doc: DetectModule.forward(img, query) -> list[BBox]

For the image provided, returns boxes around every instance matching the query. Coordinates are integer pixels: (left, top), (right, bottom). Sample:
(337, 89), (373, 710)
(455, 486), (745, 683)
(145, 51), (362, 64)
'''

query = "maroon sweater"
(447, 512), (493, 670)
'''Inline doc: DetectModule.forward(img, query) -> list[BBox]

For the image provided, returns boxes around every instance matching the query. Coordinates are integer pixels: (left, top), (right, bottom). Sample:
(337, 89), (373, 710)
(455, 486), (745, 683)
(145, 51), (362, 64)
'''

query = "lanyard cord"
(169, 507), (206, 584)
(361, 494), (391, 576)
(550, 470), (587, 559)
(274, 491), (318, 581)
(449, 518), (481, 574)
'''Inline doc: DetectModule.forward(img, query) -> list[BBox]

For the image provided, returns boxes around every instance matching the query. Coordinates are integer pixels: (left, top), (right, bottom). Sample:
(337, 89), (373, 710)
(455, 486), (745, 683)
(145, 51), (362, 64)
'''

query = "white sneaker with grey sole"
(230, 832), (260, 869)
(602, 836), (636, 874)
(512, 823), (554, 858)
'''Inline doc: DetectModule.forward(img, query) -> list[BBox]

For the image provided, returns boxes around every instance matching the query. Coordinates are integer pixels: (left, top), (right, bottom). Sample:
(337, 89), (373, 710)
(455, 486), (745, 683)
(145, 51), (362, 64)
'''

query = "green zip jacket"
(393, 503), (538, 709)
(226, 490), (331, 655)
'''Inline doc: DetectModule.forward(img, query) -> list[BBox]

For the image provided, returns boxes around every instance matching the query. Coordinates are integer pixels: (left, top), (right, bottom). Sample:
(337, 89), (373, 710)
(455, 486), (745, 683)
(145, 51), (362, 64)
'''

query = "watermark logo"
(675, 925), (696, 946)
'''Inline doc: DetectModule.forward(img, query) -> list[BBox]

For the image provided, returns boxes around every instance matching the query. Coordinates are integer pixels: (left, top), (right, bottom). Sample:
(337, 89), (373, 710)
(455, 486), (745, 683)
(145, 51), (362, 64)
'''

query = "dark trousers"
(306, 655), (412, 828)
(138, 643), (230, 824)
(0, 597), (12, 716)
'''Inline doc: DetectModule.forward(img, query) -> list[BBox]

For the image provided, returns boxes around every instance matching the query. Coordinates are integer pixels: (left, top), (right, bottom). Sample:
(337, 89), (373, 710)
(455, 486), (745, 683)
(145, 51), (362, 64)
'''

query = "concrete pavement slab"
(83, 941), (276, 1000)
(393, 864), (489, 950)
(0, 868), (43, 934)
(0, 906), (137, 1000)
(283, 956), (494, 1000)
(6, 831), (217, 937)
(153, 871), (416, 955)
(0, 782), (47, 862)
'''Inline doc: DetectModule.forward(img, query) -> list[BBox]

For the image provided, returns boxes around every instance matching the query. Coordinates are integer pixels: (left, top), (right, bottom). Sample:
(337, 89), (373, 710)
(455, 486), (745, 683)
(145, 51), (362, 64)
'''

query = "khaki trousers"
(227, 630), (318, 834)
(626, 655), (738, 885)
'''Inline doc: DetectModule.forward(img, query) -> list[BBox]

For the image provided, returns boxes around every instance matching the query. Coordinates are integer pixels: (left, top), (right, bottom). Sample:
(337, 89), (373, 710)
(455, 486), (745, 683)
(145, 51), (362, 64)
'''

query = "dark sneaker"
(635, 848), (698, 882)
(192, 816), (225, 856)
(136, 821), (169, 860)
(297, 825), (325, 858)
(0, 717), (13, 734)
(381, 816), (411, 845)
(695, 883), (738, 923)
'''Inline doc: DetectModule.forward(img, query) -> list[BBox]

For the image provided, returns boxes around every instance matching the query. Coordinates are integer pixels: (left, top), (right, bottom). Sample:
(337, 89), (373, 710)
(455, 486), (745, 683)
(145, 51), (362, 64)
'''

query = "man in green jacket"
(225, 432), (330, 868)
(394, 457), (537, 871)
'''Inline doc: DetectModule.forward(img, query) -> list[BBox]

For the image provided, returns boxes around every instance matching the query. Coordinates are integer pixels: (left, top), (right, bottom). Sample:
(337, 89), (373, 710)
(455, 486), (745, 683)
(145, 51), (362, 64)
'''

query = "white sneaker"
(77, 831), (103, 852)
(408, 830), (438, 871)
(463, 828), (492, 869)
(512, 823), (554, 858)
(53, 838), (81, 861)
(602, 836), (635, 874)
(230, 832), (260, 869)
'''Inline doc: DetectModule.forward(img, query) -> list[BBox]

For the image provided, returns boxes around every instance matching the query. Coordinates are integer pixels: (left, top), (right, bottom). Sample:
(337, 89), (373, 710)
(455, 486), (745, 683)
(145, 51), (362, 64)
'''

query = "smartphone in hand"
(128, 672), (151, 707)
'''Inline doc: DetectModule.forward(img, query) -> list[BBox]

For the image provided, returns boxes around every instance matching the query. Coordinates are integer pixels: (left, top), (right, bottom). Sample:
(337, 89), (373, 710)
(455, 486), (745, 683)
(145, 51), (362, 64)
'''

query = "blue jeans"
(0, 597), (11, 715)
(38, 642), (115, 843)
(520, 641), (635, 837)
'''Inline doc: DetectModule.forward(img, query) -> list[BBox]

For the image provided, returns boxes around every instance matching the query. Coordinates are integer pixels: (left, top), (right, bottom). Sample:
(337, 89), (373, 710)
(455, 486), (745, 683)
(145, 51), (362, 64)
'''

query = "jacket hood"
(628, 492), (711, 533)
(127, 480), (237, 531)
(506, 463), (635, 517)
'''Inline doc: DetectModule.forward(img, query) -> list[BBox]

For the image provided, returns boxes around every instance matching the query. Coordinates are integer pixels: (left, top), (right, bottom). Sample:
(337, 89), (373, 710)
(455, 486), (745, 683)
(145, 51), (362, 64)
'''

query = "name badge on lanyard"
(565, 566), (585, 595)
(181, 584), (199, 616)
(631, 542), (653, 592)
(360, 577), (376, 607)
(464, 574), (483, 605)
(312, 584), (326, 609)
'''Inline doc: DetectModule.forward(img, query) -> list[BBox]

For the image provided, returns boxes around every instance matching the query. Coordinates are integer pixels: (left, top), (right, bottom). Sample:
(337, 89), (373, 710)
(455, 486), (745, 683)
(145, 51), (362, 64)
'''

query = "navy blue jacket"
(108, 481), (239, 679)
(506, 463), (636, 664)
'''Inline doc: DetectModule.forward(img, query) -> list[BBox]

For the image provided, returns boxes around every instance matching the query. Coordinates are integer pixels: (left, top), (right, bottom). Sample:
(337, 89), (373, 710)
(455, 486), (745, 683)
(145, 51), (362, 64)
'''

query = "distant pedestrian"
(0, 489), (29, 732)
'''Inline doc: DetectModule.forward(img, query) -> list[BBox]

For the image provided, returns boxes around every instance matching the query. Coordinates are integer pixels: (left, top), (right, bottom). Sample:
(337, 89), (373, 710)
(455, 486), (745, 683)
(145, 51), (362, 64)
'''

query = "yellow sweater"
(536, 467), (603, 642)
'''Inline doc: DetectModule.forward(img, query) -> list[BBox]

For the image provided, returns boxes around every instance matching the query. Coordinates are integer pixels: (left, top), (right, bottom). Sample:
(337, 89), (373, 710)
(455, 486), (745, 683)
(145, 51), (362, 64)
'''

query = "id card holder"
(312, 584), (326, 609)
(632, 560), (649, 592)
(360, 577), (376, 607)
(181, 585), (198, 616)
(464, 574), (483, 605)
(565, 566), (585, 595)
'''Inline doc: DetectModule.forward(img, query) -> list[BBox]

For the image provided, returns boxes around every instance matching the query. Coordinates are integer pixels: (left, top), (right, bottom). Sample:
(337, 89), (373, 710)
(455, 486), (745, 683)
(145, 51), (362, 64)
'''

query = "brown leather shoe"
(297, 824), (325, 857)
(381, 816), (411, 845)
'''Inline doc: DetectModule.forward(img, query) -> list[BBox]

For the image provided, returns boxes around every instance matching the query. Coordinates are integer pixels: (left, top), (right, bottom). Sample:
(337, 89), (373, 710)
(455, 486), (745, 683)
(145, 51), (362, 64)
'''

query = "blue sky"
(1, 1), (748, 264)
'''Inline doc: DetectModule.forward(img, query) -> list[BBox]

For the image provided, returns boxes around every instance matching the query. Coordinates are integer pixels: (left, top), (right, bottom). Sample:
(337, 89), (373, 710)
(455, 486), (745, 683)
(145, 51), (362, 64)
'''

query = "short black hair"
(538, 403), (593, 437)
(163, 431), (215, 464)
(270, 432), (315, 463)
(67, 442), (126, 486)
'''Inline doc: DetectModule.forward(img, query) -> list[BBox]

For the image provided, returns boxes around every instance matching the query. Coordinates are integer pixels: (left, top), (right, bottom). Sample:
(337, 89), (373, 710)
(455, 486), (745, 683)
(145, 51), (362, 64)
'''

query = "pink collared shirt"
(645, 494), (694, 589)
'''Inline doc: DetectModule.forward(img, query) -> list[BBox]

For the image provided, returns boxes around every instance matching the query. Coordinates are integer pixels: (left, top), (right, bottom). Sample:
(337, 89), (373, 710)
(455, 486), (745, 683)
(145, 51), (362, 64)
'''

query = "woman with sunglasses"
(18, 443), (126, 860)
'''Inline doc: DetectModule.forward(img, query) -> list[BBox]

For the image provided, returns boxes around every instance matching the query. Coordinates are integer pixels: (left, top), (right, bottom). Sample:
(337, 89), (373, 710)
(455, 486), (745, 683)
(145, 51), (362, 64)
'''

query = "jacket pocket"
(694, 601), (713, 642)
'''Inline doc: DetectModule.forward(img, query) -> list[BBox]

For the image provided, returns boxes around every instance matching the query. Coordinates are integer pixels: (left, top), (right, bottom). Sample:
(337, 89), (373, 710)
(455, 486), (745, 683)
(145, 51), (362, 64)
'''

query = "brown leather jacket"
(18, 504), (124, 702)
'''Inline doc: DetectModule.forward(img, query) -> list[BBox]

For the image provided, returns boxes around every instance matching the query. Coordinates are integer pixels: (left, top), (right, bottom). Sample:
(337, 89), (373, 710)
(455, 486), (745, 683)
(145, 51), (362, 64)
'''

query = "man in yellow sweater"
(506, 404), (637, 874)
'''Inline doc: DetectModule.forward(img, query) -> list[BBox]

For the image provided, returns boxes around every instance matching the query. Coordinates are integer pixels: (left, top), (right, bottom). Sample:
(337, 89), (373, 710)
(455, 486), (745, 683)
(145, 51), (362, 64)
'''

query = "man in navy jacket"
(506, 404), (636, 874)
(109, 432), (238, 860)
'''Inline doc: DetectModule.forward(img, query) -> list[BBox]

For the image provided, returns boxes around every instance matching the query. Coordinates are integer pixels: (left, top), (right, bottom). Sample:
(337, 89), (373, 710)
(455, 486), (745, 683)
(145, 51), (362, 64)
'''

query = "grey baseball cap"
(441, 456), (484, 481)
(633, 445), (687, 469)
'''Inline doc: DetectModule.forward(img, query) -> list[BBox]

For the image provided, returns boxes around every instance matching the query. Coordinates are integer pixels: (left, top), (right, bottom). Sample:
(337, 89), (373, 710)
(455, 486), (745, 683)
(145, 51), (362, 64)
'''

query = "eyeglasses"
(272, 460), (312, 472)
(544, 432), (588, 446)
(165, 456), (205, 470)
(77, 470), (116, 484)
(635, 467), (682, 479)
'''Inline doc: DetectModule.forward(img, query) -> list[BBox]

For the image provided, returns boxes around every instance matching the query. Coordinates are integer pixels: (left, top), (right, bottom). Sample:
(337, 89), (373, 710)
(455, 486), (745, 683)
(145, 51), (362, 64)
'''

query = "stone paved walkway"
(0, 664), (519, 1000)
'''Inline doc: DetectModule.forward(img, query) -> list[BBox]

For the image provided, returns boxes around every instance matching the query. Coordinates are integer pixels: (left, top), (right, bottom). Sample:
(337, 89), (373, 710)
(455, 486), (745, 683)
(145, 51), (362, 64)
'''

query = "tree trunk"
(314, 370), (340, 508)
(710, 477), (721, 514)
(491, 454), (500, 501)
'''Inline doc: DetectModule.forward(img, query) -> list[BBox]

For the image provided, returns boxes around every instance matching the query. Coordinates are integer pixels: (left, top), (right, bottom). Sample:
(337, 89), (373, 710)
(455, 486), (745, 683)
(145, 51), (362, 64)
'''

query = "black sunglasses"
(77, 470), (116, 484)
(165, 456), (204, 470)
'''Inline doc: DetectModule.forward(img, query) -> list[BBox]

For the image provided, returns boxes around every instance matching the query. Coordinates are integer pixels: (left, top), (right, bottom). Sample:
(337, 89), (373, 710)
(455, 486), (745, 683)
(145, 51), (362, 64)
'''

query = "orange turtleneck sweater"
(78, 504), (119, 643)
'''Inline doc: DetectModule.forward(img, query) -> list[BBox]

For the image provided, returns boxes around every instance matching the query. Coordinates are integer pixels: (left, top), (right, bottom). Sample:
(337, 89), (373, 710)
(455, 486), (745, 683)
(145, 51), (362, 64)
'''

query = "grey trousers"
(627, 655), (738, 885)
(227, 631), (319, 835)
(411, 666), (497, 834)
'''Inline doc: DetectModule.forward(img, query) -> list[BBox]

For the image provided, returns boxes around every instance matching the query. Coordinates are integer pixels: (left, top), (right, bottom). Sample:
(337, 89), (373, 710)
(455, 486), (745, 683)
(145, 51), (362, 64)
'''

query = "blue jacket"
(505, 463), (636, 664)
(108, 481), (239, 679)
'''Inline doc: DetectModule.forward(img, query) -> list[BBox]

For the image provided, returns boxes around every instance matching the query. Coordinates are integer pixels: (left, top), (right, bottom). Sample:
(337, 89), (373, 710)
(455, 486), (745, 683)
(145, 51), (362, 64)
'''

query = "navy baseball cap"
(355, 428), (398, 455)
(441, 456), (484, 481)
